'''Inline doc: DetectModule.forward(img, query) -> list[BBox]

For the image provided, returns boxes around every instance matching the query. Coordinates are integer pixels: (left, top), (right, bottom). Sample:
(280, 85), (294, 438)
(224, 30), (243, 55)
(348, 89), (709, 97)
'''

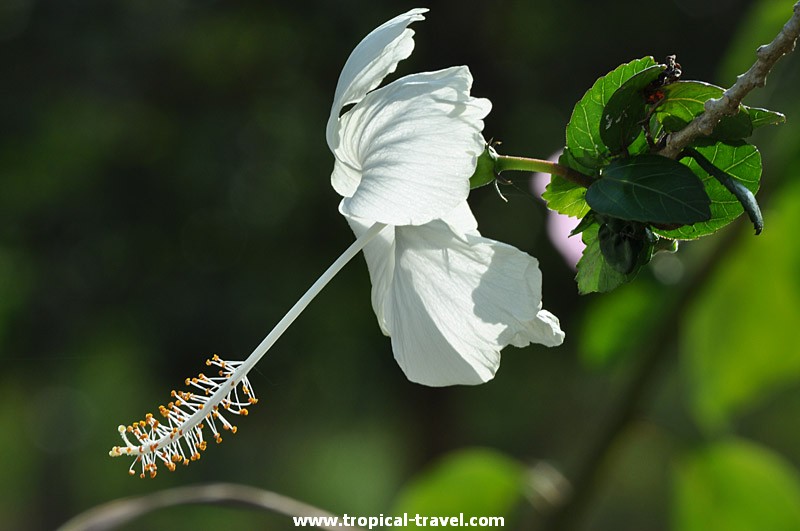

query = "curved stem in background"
(57, 483), (365, 531)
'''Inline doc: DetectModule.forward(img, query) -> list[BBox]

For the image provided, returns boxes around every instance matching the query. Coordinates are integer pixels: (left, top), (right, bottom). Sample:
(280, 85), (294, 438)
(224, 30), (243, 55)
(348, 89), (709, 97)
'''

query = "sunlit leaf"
(601, 65), (665, 153)
(576, 223), (632, 294)
(566, 56), (657, 168)
(654, 140), (761, 240)
(685, 147), (763, 234)
(542, 151), (592, 218)
(748, 106), (786, 128)
(655, 81), (724, 132)
(674, 439), (800, 531)
(653, 81), (753, 141)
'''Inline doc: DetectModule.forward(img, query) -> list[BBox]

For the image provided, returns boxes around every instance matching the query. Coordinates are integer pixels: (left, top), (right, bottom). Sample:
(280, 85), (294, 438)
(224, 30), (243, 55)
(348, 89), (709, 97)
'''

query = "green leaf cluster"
(545, 57), (783, 293)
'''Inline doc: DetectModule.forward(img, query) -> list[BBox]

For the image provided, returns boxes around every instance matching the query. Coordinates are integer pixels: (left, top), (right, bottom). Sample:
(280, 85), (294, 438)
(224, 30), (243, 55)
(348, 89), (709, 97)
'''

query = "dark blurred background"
(2, 0), (799, 530)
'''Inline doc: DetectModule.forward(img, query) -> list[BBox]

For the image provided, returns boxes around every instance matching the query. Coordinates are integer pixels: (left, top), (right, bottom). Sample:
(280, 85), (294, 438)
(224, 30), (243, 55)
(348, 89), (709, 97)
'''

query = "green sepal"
(469, 147), (498, 189)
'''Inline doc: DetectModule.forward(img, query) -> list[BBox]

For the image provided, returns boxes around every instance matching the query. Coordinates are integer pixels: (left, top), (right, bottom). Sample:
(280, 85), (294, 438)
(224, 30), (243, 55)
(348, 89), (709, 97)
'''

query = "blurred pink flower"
(530, 152), (586, 269)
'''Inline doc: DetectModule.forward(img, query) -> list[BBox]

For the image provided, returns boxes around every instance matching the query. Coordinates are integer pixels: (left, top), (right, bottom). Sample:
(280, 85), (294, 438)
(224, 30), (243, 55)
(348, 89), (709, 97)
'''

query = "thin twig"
(659, 1), (800, 158)
(57, 483), (365, 531)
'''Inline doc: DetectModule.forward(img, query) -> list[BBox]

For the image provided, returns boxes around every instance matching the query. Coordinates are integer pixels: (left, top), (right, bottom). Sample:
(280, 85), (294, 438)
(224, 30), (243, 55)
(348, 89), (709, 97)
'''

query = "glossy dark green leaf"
(542, 151), (592, 218)
(576, 223), (632, 294)
(654, 140), (761, 239)
(601, 65), (665, 153)
(469, 147), (497, 189)
(566, 57), (657, 168)
(586, 154), (711, 225)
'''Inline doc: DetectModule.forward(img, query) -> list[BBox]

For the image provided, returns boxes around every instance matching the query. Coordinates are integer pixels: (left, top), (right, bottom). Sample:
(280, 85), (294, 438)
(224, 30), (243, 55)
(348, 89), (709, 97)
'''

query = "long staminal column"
(110, 222), (387, 478)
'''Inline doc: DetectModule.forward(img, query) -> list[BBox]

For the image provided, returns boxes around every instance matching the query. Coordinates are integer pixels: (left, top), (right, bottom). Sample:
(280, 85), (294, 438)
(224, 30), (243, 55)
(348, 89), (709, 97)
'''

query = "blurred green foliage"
(1, 0), (799, 530)
(673, 438), (800, 531)
(392, 448), (525, 526)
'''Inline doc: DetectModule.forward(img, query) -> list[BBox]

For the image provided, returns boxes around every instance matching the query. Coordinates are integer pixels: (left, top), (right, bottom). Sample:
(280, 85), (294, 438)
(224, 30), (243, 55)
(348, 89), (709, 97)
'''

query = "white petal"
(348, 210), (564, 387)
(334, 67), (492, 225)
(346, 212), (395, 336)
(326, 8), (428, 151)
(439, 200), (479, 234)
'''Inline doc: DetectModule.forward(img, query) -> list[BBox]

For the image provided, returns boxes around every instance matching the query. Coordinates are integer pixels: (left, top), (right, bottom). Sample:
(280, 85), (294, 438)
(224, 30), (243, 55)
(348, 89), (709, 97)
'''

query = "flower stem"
(494, 155), (594, 188)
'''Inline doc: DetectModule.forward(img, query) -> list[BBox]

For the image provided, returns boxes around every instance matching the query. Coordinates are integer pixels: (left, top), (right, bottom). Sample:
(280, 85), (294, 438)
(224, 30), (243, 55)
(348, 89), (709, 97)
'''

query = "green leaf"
(392, 448), (525, 527)
(626, 130), (650, 157)
(682, 179), (800, 431)
(655, 81), (723, 132)
(748, 106), (786, 128)
(569, 211), (597, 236)
(586, 154), (711, 225)
(542, 57), (656, 217)
(654, 140), (761, 240)
(566, 56), (657, 168)
(673, 439), (800, 531)
(601, 65), (665, 153)
(714, 111), (755, 141)
(653, 81), (753, 141)
(469, 147), (497, 189)
(542, 151), (591, 218)
(685, 147), (763, 234)
(576, 223), (632, 294)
